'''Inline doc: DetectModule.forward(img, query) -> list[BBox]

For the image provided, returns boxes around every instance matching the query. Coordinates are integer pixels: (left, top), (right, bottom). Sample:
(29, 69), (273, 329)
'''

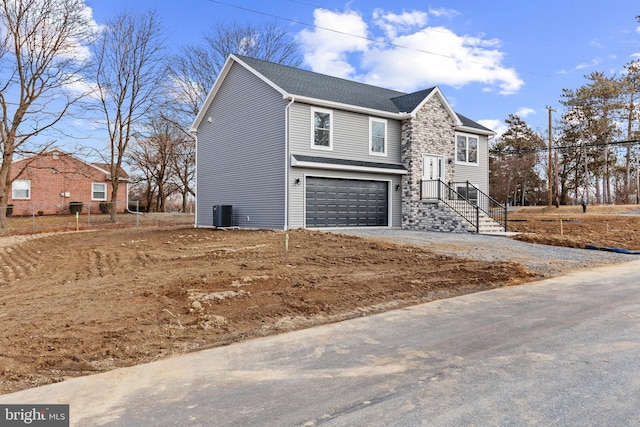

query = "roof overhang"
(411, 87), (463, 126)
(291, 154), (408, 175)
(285, 95), (412, 120)
(455, 125), (496, 136)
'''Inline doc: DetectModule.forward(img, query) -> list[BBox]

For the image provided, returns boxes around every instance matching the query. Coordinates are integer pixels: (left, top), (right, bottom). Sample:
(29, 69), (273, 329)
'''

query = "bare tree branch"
(89, 8), (167, 222)
(0, 0), (93, 232)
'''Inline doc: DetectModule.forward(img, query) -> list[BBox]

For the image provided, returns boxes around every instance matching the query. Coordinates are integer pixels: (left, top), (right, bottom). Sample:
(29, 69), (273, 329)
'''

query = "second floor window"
(456, 134), (478, 165)
(312, 108), (332, 150)
(92, 183), (107, 201)
(370, 118), (387, 156)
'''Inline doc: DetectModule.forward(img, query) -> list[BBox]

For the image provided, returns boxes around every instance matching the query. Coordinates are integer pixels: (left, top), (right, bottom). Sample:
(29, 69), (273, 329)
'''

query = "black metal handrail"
(421, 180), (480, 232)
(420, 180), (507, 232)
(449, 181), (507, 231)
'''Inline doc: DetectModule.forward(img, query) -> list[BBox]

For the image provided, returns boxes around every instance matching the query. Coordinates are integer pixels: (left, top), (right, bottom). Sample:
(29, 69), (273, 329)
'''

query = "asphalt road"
(2, 260), (640, 426)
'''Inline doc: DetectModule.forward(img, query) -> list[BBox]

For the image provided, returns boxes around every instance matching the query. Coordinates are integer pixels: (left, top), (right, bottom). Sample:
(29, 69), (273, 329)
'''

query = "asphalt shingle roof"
(235, 55), (492, 133)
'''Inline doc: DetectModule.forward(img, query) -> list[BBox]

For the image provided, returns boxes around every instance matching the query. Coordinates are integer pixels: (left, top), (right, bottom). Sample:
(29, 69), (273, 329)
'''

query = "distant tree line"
(490, 61), (640, 206)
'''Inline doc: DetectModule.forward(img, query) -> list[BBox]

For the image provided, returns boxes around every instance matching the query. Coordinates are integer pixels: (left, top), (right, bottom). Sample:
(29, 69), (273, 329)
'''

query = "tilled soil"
(508, 210), (640, 250)
(0, 227), (534, 395)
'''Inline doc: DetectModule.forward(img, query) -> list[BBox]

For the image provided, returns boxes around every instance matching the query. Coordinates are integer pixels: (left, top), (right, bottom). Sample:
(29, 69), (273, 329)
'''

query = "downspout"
(284, 97), (295, 230)
(193, 131), (198, 228)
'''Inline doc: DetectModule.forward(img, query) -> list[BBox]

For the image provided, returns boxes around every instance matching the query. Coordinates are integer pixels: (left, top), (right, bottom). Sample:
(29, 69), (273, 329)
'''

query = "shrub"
(99, 202), (111, 214)
(69, 202), (83, 214)
(37, 211), (44, 216)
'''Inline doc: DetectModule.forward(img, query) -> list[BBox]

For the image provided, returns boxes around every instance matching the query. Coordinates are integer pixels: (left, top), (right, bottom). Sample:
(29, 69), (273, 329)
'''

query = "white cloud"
(428, 7), (461, 19)
(478, 119), (505, 137)
(297, 9), (369, 78)
(516, 107), (536, 118)
(298, 8), (523, 95)
(576, 57), (602, 70)
(372, 9), (427, 38)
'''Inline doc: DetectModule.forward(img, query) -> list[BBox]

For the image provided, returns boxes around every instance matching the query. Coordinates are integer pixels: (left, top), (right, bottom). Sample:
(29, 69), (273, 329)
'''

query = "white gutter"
(286, 95), (411, 120)
(455, 125), (496, 136)
(284, 97), (295, 230)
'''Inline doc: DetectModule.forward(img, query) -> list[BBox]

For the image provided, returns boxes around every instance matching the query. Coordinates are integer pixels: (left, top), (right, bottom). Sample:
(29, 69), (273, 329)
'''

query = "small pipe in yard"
(560, 219), (563, 235)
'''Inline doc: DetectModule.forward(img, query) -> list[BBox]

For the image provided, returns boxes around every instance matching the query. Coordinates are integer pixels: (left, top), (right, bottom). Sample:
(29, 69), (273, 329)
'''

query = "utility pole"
(546, 106), (557, 207)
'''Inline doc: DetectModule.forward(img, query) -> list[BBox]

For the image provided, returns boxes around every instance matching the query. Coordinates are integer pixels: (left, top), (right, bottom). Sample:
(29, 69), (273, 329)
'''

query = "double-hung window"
(92, 183), (107, 201)
(369, 118), (387, 156)
(456, 134), (478, 165)
(12, 180), (31, 199)
(311, 108), (332, 150)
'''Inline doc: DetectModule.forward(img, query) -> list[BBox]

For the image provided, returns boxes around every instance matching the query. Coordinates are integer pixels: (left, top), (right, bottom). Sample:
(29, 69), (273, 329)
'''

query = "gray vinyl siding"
(286, 102), (403, 228)
(196, 62), (288, 229)
(452, 134), (489, 194)
(288, 168), (402, 228)
(288, 102), (402, 164)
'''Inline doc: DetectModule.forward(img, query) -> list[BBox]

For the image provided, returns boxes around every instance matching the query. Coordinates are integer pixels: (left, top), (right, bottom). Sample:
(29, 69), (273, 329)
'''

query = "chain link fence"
(1, 201), (194, 235)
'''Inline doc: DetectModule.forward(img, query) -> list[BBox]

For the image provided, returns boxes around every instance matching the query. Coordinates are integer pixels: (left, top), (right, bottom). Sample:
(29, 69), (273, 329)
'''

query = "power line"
(206, 0), (461, 61)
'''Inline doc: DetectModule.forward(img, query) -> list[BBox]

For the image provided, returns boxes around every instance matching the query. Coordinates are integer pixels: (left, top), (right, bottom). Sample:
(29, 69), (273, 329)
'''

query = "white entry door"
(422, 155), (445, 198)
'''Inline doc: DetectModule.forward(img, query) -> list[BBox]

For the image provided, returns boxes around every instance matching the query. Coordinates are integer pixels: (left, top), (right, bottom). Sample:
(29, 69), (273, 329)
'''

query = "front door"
(422, 155), (445, 198)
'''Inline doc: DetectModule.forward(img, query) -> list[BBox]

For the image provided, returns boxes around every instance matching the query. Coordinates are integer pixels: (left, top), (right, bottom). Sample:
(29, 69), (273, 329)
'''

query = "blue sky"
(85, 0), (640, 138)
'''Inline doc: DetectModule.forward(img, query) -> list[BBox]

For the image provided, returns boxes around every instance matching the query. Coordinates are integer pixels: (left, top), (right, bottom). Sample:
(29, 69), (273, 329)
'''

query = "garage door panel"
(306, 177), (388, 228)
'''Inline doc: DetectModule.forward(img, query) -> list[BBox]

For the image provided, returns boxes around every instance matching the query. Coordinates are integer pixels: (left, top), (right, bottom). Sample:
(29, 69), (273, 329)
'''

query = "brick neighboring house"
(7, 150), (129, 216)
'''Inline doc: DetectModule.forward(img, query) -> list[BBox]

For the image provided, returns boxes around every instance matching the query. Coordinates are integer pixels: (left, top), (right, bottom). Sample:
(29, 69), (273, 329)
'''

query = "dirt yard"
(0, 205), (638, 395)
(508, 205), (640, 250)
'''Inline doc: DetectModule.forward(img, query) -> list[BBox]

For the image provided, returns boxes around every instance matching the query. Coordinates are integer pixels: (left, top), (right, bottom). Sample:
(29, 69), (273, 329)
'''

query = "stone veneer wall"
(400, 95), (472, 232)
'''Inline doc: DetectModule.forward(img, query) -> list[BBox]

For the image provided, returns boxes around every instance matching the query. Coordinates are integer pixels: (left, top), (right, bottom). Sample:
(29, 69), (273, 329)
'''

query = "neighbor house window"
(369, 118), (387, 156)
(92, 183), (107, 200)
(311, 108), (332, 150)
(456, 134), (478, 165)
(12, 180), (30, 199)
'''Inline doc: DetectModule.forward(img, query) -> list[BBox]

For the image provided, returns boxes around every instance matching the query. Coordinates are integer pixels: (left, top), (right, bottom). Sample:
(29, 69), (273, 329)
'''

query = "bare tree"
(128, 114), (181, 212)
(169, 21), (301, 117)
(170, 133), (195, 213)
(90, 9), (166, 222)
(0, 0), (93, 232)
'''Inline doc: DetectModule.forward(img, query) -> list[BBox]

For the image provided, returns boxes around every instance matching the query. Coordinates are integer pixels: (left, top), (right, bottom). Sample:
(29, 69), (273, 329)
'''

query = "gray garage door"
(305, 177), (388, 227)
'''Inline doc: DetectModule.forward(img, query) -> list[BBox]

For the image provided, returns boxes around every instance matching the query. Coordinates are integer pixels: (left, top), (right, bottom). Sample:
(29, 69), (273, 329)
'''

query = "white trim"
(369, 117), (387, 157)
(91, 182), (107, 201)
(422, 154), (445, 180)
(285, 97), (295, 230)
(291, 156), (407, 175)
(455, 132), (480, 166)
(310, 107), (333, 151)
(410, 87), (462, 126)
(455, 125), (495, 136)
(290, 95), (412, 120)
(11, 179), (31, 200)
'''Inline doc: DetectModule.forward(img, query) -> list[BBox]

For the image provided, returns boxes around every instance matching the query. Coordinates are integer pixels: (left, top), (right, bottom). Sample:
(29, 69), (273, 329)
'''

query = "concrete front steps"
(445, 199), (506, 234)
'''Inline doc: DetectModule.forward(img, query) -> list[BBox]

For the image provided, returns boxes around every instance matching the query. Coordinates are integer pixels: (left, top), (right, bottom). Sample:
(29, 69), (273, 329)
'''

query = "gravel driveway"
(330, 229), (639, 277)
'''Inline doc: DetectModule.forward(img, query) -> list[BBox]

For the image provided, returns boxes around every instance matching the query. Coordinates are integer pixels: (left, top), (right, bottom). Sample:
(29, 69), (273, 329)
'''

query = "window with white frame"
(12, 180), (31, 199)
(92, 183), (107, 200)
(369, 118), (387, 156)
(456, 134), (479, 165)
(311, 108), (332, 150)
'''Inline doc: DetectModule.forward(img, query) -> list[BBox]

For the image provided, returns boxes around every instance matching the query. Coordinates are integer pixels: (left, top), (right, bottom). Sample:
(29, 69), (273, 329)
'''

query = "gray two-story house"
(192, 54), (504, 232)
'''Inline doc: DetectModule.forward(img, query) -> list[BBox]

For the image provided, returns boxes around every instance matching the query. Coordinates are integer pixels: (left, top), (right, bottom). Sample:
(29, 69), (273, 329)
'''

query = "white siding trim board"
(291, 155), (407, 175)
